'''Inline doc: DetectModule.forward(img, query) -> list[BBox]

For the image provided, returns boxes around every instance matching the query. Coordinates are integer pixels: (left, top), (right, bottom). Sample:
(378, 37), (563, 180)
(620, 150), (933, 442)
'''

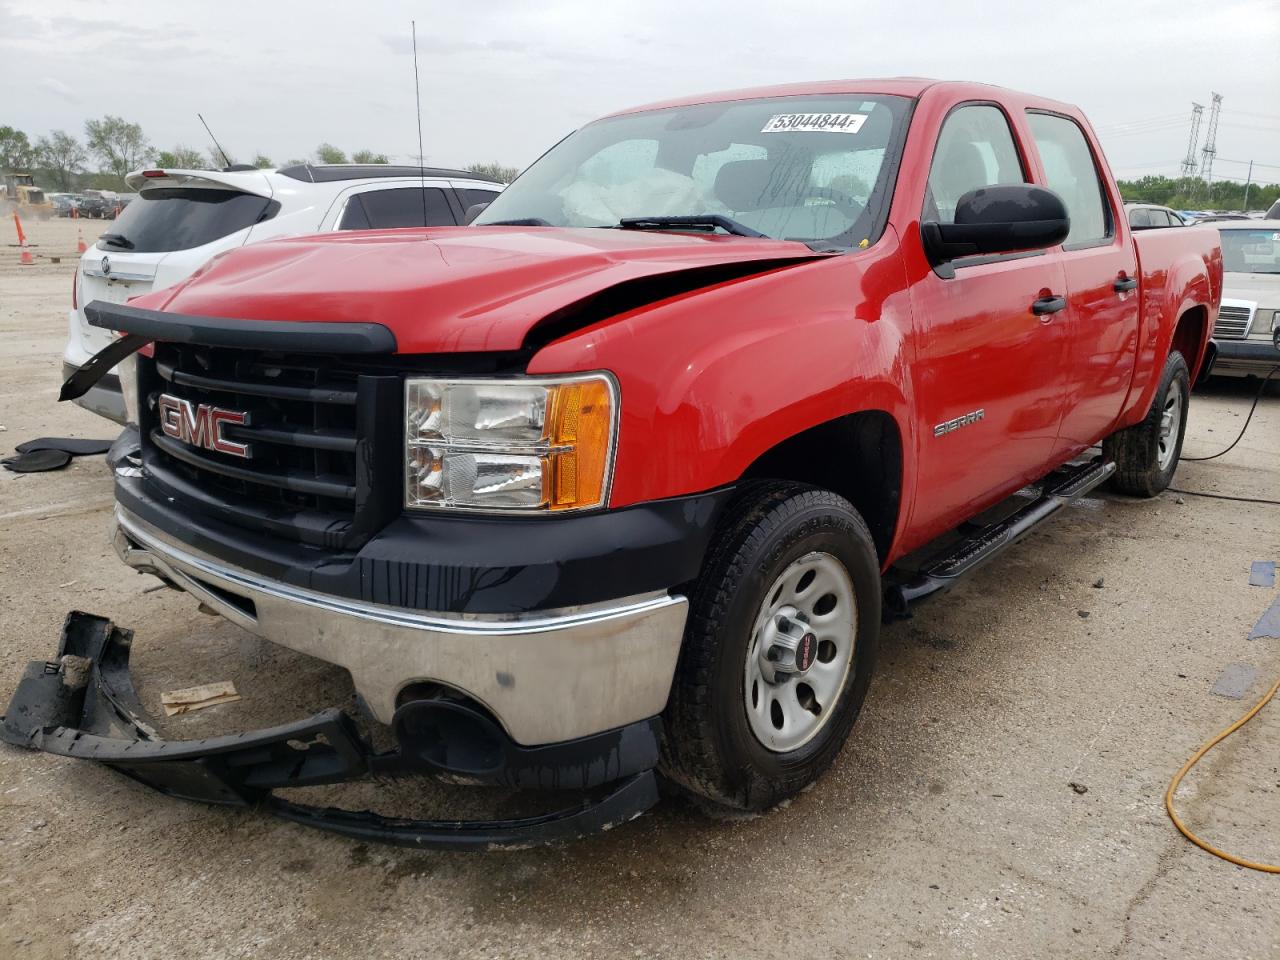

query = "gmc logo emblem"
(158, 393), (251, 458)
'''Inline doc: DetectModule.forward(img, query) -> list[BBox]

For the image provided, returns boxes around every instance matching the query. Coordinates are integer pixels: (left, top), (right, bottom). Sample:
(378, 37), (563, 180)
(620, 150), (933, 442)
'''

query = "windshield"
(475, 94), (913, 250)
(1220, 228), (1280, 275)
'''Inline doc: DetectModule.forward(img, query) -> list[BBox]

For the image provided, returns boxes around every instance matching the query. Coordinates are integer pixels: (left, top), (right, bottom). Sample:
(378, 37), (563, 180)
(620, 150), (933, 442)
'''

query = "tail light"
(72, 263), (79, 310)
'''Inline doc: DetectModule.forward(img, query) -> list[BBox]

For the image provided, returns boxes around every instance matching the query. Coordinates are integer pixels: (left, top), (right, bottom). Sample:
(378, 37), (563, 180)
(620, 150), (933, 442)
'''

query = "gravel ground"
(2, 218), (1279, 960)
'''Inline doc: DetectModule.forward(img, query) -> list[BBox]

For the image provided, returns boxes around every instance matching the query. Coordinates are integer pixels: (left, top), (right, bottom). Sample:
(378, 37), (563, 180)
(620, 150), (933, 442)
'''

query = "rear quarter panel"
(1119, 225), (1222, 426)
(527, 232), (916, 513)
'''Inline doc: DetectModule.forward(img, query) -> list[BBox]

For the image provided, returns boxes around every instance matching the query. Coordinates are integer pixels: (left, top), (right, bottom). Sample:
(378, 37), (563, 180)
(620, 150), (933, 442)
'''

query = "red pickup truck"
(6, 79), (1221, 848)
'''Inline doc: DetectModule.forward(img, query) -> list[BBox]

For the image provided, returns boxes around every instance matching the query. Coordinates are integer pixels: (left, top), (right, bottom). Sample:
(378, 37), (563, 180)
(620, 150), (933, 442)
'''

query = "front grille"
(139, 343), (402, 549)
(1214, 304), (1253, 339)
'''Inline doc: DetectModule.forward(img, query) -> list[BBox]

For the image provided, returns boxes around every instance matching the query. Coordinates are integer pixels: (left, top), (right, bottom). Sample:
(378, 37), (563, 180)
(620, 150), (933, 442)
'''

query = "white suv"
(65, 164), (505, 422)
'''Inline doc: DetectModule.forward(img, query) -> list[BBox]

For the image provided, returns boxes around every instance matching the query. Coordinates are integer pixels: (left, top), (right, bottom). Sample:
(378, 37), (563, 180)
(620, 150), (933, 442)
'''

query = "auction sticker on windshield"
(762, 113), (868, 134)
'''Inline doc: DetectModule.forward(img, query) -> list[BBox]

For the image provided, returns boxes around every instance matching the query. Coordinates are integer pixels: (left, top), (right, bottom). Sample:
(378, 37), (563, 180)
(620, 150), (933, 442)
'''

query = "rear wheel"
(1103, 351), (1190, 497)
(660, 482), (881, 812)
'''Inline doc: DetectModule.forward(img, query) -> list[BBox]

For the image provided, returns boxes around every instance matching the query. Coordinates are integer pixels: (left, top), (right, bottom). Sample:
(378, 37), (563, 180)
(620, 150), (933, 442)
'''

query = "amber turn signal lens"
(548, 379), (613, 510)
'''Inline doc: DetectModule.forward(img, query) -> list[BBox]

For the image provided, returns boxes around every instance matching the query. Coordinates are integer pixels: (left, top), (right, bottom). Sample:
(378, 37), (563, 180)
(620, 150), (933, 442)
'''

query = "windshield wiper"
(618, 215), (767, 239)
(100, 233), (134, 249)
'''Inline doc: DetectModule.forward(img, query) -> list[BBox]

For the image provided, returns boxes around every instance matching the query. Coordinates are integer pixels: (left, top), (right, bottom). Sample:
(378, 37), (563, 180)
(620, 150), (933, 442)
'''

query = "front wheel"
(660, 481), (881, 812)
(1103, 350), (1190, 497)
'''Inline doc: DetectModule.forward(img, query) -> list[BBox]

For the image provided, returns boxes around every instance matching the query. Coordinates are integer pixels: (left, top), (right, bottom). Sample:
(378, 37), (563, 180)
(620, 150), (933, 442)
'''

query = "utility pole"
(1241, 160), (1254, 212)
(1198, 93), (1223, 202)
(1180, 102), (1204, 179)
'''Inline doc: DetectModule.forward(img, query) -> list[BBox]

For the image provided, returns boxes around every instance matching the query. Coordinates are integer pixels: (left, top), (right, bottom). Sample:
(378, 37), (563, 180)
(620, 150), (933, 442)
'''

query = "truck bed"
(1118, 223), (1224, 423)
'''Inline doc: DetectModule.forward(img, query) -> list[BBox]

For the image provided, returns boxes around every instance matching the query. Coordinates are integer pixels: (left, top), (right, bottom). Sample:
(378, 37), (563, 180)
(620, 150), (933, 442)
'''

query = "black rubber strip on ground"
(2, 449), (73, 472)
(15, 437), (114, 455)
(2, 436), (115, 473)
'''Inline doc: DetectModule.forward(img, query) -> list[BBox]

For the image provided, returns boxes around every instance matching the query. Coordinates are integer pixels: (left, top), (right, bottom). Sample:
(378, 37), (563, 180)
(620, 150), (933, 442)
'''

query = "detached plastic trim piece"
(0, 611), (661, 849)
(84, 301), (398, 354)
(270, 773), (659, 850)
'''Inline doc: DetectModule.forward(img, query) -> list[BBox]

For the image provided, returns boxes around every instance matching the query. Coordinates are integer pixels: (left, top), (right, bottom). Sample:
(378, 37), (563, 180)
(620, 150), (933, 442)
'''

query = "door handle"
(1113, 277), (1138, 292)
(1031, 295), (1068, 316)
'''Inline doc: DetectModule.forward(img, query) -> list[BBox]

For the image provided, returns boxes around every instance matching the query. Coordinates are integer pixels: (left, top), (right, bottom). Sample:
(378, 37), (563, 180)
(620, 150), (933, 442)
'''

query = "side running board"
(884, 457), (1116, 619)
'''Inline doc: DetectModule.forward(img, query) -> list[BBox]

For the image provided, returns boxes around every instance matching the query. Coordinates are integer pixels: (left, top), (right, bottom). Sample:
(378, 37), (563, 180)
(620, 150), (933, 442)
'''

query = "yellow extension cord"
(1165, 673), (1280, 873)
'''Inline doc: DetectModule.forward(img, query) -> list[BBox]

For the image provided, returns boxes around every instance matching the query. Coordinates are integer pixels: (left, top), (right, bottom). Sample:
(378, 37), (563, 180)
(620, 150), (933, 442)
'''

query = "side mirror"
(921, 184), (1070, 266)
(463, 202), (490, 225)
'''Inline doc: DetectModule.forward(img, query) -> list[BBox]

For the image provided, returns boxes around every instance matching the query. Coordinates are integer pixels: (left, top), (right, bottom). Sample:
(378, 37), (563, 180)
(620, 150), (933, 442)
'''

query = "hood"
(136, 226), (824, 354)
(1222, 272), (1280, 308)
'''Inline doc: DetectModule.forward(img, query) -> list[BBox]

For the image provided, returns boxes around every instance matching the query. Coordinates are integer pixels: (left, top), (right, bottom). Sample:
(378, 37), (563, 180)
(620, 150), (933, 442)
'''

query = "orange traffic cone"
(76, 225), (87, 254)
(14, 213), (34, 265)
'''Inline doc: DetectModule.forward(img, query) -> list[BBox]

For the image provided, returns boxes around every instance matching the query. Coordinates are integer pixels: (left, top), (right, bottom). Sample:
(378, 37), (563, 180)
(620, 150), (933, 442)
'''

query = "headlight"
(404, 374), (617, 513)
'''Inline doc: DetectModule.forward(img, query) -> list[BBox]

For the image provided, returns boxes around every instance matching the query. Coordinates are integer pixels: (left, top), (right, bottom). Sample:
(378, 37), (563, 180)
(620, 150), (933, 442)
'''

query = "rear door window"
(1026, 113), (1112, 248)
(337, 187), (456, 229)
(101, 187), (277, 252)
(1129, 208), (1153, 229)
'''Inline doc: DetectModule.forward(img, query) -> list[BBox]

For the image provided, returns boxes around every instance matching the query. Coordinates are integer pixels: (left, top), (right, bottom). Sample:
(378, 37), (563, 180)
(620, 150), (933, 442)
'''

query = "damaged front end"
(1, 612), (661, 849)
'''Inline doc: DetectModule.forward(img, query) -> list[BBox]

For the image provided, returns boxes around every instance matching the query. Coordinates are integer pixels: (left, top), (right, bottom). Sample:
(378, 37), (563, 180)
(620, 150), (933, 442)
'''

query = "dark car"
(76, 195), (114, 219)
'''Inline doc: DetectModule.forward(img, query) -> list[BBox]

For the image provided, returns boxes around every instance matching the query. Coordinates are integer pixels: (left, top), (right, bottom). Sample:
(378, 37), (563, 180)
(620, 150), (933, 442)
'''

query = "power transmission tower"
(1199, 93), (1223, 194)
(1180, 103), (1203, 178)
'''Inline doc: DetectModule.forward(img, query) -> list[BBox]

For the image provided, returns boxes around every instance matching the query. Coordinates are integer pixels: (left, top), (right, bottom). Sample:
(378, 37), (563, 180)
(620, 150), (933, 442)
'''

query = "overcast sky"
(3, 0), (1278, 184)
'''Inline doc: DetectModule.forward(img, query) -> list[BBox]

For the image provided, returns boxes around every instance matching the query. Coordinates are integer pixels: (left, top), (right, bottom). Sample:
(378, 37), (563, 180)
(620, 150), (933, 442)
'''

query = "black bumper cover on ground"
(1, 612), (661, 849)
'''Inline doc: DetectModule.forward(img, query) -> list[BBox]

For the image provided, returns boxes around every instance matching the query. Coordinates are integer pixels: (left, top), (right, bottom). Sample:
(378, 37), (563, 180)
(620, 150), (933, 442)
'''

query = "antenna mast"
(411, 21), (427, 226)
(1179, 103), (1203, 178)
(198, 113), (232, 168)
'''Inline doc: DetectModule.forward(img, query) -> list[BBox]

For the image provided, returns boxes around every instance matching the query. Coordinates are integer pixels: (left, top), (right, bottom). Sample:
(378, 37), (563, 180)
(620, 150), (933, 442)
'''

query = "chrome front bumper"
(112, 507), (688, 746)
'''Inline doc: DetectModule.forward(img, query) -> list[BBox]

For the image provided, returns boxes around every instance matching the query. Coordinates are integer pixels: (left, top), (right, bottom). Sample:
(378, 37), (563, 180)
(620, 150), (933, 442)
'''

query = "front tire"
(660, 482), (881, 812)
(1103, 351), (1190, 497)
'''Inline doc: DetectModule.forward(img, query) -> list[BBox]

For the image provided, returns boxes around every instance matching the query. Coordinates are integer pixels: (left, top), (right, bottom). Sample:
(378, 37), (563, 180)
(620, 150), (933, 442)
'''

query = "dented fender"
(529, 234), (916, 512)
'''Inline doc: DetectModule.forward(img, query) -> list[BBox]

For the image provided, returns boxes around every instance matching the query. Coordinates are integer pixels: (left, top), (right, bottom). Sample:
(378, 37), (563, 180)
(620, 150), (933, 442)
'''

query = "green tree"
(155, 145), (207, 169)
(0, 125), (34, 171)
(1117, 174), (1280, 212)
(81, 171), (127, 191)
(351, 149), (389, 164)
(465, 161), (520, 183)
(315, 143), (347, 164)
(84, 115), (153, 182)
(34, 130), (89, 191)
(251, 153), (274, 168)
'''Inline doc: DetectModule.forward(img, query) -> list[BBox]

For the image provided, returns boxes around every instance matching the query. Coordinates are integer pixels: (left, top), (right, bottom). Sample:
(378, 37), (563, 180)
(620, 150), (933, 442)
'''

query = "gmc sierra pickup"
(4, 79), (1222, 849)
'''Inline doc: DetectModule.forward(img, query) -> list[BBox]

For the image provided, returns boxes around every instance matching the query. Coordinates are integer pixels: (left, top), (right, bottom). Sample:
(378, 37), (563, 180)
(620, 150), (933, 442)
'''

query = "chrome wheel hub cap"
(1158, 388), (1182, 471)
(744, 552), (857, 753)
